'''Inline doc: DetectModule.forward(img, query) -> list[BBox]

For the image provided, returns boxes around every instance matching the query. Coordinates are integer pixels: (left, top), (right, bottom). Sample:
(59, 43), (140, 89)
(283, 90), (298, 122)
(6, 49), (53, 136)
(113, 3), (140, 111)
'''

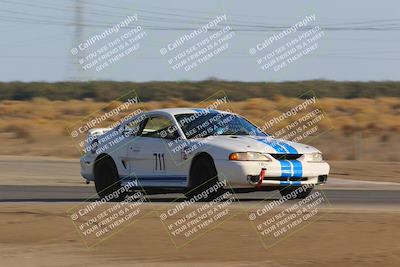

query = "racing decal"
(153, 153), (165, 171)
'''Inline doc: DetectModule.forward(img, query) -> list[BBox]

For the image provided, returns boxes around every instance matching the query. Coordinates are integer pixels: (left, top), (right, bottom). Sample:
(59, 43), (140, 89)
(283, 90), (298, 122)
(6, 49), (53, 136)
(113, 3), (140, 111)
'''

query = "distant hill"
(1, 80), (399, 101)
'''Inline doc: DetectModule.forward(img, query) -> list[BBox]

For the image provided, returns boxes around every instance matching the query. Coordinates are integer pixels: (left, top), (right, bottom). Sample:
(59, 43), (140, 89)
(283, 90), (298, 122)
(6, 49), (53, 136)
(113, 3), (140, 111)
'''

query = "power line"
(1, 0), (400, 31)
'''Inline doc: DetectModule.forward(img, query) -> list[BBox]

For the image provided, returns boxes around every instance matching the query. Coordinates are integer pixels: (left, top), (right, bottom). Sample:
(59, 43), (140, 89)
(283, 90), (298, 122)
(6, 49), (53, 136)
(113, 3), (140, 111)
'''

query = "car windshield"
(175, 112), (268, 139)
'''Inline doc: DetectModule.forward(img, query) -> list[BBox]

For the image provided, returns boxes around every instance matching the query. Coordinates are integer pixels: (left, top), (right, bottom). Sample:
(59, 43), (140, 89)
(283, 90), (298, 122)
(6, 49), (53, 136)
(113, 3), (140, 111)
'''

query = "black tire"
(279, 186), (314, 199)
(94, 156), (126, 201)
(185, 156), (224, 201)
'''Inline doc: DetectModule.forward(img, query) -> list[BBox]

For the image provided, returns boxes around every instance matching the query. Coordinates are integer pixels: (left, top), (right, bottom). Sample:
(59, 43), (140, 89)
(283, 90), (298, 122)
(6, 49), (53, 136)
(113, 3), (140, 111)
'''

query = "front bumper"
(80, 155), (95, 181)
(215, 159), (330, 188)
(246, 174), (328, 187)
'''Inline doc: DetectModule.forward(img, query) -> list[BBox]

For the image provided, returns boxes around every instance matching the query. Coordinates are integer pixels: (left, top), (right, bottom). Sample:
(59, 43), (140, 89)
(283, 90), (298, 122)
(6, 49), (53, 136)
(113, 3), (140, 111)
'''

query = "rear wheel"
(279, 186), (314, 199)
(185, 156), (224, 201)
(94, 156), (126, 201)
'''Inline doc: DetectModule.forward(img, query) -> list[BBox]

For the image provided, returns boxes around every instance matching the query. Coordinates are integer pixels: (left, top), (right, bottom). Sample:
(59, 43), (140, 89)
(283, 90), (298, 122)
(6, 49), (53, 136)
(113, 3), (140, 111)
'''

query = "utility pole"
(68, 0), (86, 81)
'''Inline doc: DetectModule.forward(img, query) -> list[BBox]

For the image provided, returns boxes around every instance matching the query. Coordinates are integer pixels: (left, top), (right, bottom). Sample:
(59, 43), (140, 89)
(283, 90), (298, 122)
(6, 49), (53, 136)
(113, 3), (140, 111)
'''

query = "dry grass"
(0, 97), (399, 160)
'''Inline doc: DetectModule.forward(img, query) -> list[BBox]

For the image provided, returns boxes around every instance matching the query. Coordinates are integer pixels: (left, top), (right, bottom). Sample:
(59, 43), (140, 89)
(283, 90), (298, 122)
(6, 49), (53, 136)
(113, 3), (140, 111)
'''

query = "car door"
(127, 115), (187, 187)
(110, 113), (145, 180)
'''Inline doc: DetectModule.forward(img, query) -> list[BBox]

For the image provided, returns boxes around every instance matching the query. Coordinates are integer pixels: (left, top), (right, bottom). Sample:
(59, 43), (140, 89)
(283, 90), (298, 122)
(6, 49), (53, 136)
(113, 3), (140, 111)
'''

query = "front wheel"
(279, 186), (314, 199)
(184, 157), (224, 201)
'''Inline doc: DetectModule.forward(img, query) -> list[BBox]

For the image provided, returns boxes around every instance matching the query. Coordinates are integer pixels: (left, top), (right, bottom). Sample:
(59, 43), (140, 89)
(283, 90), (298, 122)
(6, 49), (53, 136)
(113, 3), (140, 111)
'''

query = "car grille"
(269, 154), (303, 160)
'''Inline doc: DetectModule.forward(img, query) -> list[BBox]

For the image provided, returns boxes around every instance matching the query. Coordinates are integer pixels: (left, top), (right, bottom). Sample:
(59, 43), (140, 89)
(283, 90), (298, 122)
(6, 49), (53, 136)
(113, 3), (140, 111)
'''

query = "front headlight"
(229, 152), (271, 161)
(308, 152), (323, 162)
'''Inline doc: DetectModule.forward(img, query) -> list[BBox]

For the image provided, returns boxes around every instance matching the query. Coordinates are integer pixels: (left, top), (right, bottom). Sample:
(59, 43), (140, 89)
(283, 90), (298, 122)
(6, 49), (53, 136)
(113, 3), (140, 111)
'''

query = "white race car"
(80, 108), (329, 200)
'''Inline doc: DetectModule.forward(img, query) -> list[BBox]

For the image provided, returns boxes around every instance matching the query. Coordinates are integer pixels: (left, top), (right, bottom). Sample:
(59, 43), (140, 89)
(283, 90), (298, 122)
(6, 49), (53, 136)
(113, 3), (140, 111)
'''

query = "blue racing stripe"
(253, 137), (302, 178)
(279, 160), (293, 178)
(255, 138), (287, 153)
(275, 140), (298, 154)
(125, 176), (187, 182)
(139, 176), (187, 181)
(192, 108), (205, 113)
(192, 108), (219, 114)
(279, 159), (303, 178)
(253, 136), (298, 154)
(291, 160), (303, 178)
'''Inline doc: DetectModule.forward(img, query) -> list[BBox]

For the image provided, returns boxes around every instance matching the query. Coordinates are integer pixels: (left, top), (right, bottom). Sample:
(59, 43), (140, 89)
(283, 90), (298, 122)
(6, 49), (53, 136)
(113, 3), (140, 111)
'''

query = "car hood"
(198, 135), (320, 154)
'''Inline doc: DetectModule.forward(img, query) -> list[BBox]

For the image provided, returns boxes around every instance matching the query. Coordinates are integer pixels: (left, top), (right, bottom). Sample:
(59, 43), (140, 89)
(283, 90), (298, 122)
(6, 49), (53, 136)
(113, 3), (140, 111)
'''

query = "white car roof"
(148, 108), (235, 116)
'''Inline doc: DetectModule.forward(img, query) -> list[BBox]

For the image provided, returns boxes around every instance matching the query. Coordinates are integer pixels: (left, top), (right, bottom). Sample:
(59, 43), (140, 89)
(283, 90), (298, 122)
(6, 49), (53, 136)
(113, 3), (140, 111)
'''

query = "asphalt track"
(1, 185), (400, 206)
(1, 155), (399, 206)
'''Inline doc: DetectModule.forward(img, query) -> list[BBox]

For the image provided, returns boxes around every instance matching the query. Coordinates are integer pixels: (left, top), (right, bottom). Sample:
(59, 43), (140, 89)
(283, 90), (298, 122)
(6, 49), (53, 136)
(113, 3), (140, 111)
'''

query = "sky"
(0, 0), (399, 82)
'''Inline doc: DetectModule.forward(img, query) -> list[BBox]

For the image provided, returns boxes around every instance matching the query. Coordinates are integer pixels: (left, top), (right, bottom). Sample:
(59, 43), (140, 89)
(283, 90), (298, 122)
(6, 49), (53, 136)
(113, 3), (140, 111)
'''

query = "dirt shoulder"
(0, 204), (399, 267)
(329, 160), (400, 183)
(0, 155), (82, 186)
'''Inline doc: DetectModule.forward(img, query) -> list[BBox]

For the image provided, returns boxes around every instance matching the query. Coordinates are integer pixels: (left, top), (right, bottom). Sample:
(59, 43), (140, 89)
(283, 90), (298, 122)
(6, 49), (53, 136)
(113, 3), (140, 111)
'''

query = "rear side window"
(140, 116), (179, 139)
(120, 113), (147, 137)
